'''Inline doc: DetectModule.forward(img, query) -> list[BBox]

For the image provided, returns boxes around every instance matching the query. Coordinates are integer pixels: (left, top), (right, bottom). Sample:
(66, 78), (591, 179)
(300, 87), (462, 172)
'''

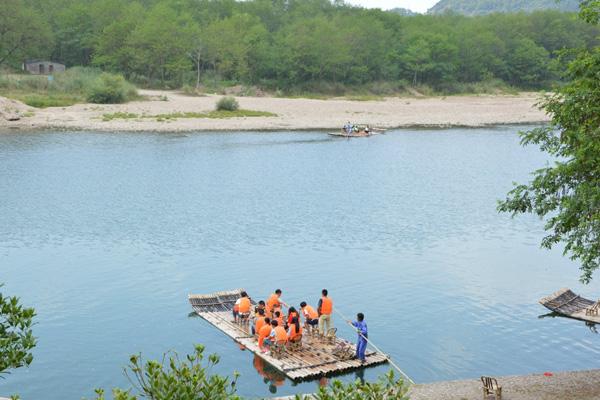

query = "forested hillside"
(1, 0), (597, 94)
(429, 0), (581, 15)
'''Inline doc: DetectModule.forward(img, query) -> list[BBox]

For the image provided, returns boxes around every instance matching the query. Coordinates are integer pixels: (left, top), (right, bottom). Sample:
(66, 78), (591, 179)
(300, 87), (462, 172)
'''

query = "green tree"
(505, 37), (551, 87)
(498, 1), (600, 283)
(1, 285), (36, 376)
(127, 3), (195, 85)
(0, 0), (53, 68)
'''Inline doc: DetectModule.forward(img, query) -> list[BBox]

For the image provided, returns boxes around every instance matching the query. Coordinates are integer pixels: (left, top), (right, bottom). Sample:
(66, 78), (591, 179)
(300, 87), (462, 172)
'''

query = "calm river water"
(1, 127), (599, 399)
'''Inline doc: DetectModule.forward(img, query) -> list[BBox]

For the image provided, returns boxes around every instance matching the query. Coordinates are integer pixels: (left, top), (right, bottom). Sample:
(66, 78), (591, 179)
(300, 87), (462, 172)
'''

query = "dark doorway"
(39, 64), (45, 74)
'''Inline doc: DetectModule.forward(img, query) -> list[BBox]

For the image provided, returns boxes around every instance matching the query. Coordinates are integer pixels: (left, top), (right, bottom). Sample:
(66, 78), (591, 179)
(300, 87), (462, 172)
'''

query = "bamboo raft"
(539, 288), (600, 324)
(188, 289), (389, 380)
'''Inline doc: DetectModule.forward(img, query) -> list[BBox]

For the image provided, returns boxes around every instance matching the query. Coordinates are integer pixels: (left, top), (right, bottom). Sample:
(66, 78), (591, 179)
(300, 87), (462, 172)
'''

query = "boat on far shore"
(328, 126), (386, 138)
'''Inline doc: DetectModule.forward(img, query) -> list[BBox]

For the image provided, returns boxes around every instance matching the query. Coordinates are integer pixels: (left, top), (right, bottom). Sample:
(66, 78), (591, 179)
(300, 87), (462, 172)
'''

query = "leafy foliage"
(216, 96), (239, 111)
(93, 345), (240, 400)
(0, 284), (36, 376)
(498, 1), (600, 283)
(429, 0), (581, 15)
(296, 371), (409, 400)
(2, 0), (597, 93)
(0, 0), (53, 68)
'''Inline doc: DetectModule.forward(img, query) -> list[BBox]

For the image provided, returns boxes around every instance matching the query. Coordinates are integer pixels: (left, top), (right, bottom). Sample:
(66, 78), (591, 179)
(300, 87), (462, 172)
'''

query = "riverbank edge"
(0, 121), (550, 134)
(271, 369), (600, 400)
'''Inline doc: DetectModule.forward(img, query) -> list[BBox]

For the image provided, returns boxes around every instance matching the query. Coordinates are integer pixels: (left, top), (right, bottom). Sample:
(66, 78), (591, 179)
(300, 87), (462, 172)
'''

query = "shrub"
(93, 345), (240, 400)
(87, 73), (137, 104)
(216, 96), (239, 111)
(297, 371), (410, 400)
(1, 284), (36, 375)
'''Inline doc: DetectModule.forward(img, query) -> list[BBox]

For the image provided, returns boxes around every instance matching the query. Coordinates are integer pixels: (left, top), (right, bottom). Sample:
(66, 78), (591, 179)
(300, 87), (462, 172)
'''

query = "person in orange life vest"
(258, 317), (272, 351)
(317, 289), (333, 335)
(234, 291), (251, 323)
(287, 316), (302, 343)
(262, 320), (286, 353)
(286, 307), (300, 329)
(255, 300), (266, 315)
(271, 319), (288, 343)
(300, 301), (319, 330)
(273, 310), (285, 328)
(253, 308), (266, 335)
(266, 289), (287, 318)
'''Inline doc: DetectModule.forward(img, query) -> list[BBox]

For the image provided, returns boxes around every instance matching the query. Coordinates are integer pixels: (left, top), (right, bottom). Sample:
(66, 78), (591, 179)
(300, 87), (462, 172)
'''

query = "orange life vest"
(274, 326), (287, 342)
(302, 305), (318, 320)
(267, 293), (280, 312)
(258, 324), (272, 347)
(255, 317), (266, 333)
(239, 297), (251, 313)
(320, 297), (332, 315)
(288, 324), (303, 340)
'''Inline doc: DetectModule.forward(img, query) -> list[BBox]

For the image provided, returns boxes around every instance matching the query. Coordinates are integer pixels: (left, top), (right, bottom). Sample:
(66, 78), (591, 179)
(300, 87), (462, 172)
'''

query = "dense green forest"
(1, 0), (598, 94)
(429, 0), (581, 15)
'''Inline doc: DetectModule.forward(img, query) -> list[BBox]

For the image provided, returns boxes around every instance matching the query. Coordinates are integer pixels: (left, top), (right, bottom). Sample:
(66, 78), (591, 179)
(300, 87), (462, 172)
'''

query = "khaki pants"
(318, 314), (332, 335)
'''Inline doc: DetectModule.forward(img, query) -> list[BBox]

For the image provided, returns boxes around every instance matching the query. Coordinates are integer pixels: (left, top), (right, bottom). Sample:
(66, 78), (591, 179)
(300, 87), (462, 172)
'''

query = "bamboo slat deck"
(540, 288), (600, 324)
(188, 289), (389, 380)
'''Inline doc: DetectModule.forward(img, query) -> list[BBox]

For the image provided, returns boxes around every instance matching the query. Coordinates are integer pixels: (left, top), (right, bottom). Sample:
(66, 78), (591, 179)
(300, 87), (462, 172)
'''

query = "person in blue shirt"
(351, 312), (368, 363)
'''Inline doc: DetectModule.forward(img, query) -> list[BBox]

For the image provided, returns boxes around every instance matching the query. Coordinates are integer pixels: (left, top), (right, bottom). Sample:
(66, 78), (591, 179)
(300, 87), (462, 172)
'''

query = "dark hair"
(288, 306), (297, 315)
(271, 320), (278, 327)
(300, 301), (307, 308)
(291, 316), (300, 333)
(275, 289), (282, 295)
(264, 317), (270, 324)
(258, 308), (265, 316)
(258, 300), (265, 306)
(322, 289), (328, 296)
(274, 311), (281, 317)
(357, 313), (364, 321)
(241, 291), (248, 297)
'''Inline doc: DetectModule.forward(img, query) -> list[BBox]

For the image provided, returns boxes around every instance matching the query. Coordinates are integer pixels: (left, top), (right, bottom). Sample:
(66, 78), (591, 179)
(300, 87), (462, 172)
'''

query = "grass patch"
(0, 67), (138, 108)
(101, 109), (276, 122)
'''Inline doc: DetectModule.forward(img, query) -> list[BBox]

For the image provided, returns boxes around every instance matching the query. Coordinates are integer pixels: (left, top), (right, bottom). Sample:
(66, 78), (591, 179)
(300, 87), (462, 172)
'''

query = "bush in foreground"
(93, 345), (410, 400)
(0, 284), (36, 376)
(216, 96), (239, 111)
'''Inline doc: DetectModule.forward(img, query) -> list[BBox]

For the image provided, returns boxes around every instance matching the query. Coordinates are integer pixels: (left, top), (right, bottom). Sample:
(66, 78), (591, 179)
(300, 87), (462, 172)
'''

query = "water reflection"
(252, 355), (287, 394)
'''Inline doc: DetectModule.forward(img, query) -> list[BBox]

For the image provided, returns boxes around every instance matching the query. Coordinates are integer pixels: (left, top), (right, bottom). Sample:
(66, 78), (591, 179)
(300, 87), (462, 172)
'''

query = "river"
(1, 127), (598, 399)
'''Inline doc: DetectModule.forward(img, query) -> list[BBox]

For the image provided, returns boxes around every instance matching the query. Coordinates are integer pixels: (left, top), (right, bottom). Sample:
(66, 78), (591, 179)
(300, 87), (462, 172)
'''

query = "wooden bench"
(481, 376), (502, 400)
(586, 300), (600, 316)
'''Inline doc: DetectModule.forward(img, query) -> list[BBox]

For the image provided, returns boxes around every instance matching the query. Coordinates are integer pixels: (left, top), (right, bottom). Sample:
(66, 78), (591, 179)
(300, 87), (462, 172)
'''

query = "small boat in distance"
(329, 124), (386, 138)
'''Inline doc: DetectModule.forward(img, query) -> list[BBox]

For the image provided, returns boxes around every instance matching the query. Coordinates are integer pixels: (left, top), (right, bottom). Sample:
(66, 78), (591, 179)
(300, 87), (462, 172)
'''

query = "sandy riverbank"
(274, 369), (600, 400)
(0, 90), (549, 132)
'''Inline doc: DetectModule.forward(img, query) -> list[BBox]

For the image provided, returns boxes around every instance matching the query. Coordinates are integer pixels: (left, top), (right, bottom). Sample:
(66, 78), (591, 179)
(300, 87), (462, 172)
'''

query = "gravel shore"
(272, 369), (600, 400)
(409, 369), (600, 400)
(1, 90), (549, 132)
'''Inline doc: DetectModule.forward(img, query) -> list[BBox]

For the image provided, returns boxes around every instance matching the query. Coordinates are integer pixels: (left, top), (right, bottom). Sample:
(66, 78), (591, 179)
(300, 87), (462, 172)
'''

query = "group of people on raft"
(232, 288), (369, 363)
(342, 122), (372, 136)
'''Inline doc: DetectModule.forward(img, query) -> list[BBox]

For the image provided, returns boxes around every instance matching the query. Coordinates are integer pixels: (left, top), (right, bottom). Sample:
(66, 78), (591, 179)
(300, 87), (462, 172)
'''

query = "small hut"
(22, 60), (65, 75)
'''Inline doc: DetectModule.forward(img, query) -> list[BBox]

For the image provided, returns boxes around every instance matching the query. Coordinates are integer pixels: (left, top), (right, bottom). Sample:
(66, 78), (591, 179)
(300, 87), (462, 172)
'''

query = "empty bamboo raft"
(188, 289), (389, 380)
(540, 288), (600, 324)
